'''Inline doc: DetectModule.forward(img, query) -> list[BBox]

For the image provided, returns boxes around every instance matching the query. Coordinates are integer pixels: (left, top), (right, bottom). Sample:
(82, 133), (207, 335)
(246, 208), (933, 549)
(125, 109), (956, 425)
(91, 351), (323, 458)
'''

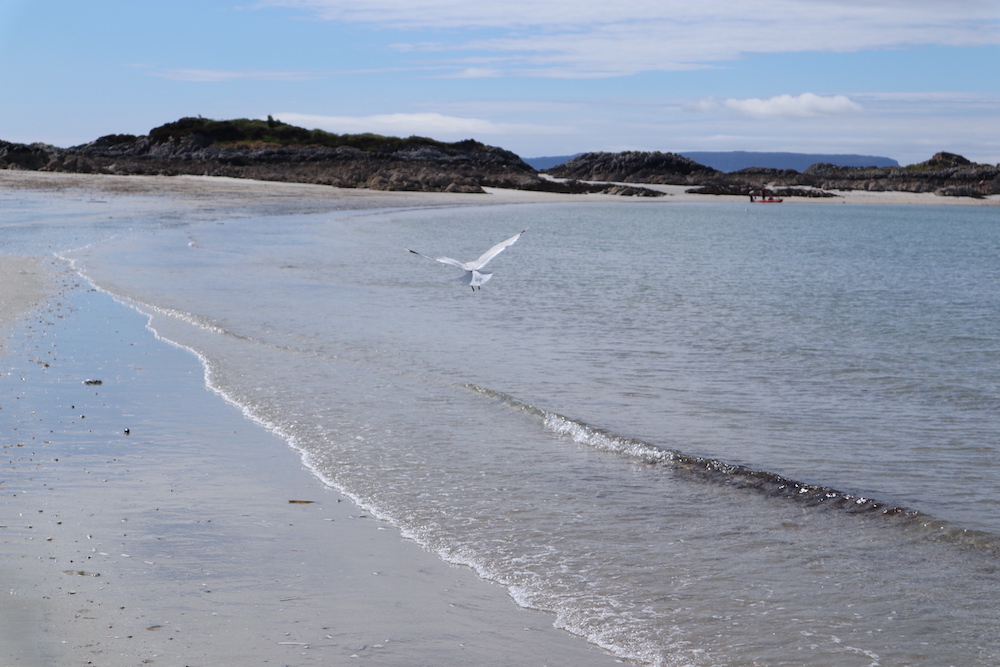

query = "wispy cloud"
(269, 112), (567, 137)
(260, 1), (1000, 36)
(259, 0), (1000, 76)
(151, 68), (319, 82)
(443, 67), (504, 79)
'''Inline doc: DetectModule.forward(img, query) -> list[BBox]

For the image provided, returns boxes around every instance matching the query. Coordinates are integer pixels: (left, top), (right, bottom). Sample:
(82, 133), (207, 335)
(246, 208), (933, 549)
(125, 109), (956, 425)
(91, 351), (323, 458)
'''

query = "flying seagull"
(407, 229), (527, 290)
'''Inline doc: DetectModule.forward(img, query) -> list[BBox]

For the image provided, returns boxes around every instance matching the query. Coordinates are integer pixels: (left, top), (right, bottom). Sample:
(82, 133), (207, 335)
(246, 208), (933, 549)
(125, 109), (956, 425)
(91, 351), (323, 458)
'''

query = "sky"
(1, 0), (998, 165)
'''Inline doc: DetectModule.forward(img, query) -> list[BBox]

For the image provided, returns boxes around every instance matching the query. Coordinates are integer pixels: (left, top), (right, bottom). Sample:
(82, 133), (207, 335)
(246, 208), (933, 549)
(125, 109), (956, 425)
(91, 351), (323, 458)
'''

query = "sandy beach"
(2, 170), (997, 667)
(3, 169), (998, 208)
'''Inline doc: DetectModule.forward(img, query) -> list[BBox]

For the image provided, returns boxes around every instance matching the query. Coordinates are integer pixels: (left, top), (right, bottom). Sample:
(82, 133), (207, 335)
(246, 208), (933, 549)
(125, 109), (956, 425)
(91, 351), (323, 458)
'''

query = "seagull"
(407, 229), (527, 290)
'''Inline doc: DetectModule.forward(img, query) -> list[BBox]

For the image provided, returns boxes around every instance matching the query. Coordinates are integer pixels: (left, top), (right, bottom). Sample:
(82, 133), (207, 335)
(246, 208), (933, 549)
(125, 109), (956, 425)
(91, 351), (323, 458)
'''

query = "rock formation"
(546, 151), (720, 185)
(3, 119), (997, 198)
(798, 153), (1000, 197)
(547, 150), (1000, 198)
(1, 117), (640, 195)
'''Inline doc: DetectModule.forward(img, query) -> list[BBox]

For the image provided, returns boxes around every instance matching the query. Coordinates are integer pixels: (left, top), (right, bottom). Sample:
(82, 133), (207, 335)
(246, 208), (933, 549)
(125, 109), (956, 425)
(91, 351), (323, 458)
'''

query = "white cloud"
(152, 68), (318, 82)
(268, 112), (566, 137)
(260, 1), (999, 36)
(443, 67), (504, 79)
(259, 0), (1000, 76)
(722, 93), (864, 118)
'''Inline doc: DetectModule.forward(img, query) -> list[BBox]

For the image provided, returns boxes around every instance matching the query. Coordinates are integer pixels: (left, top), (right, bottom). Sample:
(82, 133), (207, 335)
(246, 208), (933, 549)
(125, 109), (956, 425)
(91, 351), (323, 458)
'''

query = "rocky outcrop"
(0, 141), (57, 171)
(3, 117), (649, 195)
(548, 150), (1000, 198)
(34, 130), (541, 194)
(687, 184), (838, 198)
(798, 153), (1000, 197)
(546, 151), (720, 185)
(5, 123), (998, 199)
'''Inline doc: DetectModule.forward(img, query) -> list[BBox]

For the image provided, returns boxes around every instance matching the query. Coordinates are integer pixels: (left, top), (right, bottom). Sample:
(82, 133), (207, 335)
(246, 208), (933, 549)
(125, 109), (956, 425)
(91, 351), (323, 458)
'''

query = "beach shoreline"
(2, 169), (997, 666)
(2, 243), (621, 665)
(3, 169), (999, 208)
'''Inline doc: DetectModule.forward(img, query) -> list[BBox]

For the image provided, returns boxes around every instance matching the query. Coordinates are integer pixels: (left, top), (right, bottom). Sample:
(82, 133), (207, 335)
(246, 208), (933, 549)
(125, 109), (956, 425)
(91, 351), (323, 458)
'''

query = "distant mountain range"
(680, 151), (900, 172)
(523, 155), (583, 170)
(525, 151), (899, 172)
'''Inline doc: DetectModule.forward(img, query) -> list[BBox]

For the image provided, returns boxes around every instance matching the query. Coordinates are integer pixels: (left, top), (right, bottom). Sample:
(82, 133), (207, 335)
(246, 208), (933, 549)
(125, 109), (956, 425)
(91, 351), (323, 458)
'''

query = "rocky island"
(547, 150), (1000, 199)
(2, 117), (997, 198)
(0, 117), (663, 196)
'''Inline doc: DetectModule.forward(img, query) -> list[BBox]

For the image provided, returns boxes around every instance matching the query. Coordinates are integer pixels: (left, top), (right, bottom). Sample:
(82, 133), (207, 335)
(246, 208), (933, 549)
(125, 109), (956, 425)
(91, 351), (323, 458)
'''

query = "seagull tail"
(461, 270), (493, 288)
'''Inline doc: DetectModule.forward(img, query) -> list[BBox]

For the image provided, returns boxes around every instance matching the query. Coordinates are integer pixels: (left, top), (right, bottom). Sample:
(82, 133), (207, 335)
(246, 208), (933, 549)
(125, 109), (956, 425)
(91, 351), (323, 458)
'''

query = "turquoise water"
(6, 192), (1000, 665)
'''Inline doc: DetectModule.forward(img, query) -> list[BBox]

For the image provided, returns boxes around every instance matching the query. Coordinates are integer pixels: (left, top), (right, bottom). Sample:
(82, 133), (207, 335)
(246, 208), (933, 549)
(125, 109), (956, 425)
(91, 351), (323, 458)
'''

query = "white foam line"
(52, 244), (422, 549)
(543, 412), (674, 463)
(51, 248), (677, 666)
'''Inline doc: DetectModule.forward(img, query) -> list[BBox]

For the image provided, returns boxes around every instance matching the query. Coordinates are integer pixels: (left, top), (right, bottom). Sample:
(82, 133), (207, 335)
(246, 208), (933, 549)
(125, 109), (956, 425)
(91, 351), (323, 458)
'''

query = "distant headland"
(1, 116), (997, 199)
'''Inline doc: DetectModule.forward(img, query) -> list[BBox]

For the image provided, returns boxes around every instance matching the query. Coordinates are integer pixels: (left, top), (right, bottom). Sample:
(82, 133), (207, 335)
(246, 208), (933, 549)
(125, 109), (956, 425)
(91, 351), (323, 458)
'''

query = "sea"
(4, 188), (1000, 666)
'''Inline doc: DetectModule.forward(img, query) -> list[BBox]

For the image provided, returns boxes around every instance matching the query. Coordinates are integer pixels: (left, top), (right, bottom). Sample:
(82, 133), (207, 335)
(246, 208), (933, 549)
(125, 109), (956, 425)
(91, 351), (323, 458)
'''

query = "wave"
(51, 242), (1000, 561)
(468, 384), (1000, 555)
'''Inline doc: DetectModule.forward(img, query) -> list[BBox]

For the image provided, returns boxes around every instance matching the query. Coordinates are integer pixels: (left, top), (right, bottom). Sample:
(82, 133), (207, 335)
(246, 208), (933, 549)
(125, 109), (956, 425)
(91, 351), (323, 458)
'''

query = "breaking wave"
(468, 384), (1000, 554)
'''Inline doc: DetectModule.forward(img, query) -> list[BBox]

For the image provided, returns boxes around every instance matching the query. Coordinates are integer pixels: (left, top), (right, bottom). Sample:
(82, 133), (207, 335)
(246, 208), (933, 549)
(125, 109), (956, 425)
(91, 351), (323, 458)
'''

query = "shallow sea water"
(6, 192), (1000, 666)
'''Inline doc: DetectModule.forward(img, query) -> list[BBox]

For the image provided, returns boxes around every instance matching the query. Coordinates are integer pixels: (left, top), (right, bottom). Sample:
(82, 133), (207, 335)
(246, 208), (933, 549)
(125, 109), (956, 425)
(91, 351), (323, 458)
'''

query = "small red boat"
(754, 197), (783, 203)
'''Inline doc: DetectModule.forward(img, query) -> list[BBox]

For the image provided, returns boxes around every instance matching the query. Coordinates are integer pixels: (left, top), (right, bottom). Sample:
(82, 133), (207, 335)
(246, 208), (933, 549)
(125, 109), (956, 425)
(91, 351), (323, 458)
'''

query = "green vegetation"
(97, 133), (140, 145)
(144, 116), (486, 153)
(904, 152), (973, 172)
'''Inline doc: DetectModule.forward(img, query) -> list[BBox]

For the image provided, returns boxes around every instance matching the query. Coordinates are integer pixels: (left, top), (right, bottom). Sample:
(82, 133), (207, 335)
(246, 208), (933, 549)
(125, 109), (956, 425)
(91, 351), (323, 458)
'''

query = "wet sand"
(0, 256), (53, 348)
(2, 281), (626, 666)
(1, 172), (628, 666)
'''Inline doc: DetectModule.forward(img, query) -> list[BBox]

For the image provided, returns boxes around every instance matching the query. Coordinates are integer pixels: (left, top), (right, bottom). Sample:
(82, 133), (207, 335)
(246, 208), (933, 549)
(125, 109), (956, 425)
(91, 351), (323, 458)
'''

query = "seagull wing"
(406, 248), (467, 270)
(468, 229), (527, 271)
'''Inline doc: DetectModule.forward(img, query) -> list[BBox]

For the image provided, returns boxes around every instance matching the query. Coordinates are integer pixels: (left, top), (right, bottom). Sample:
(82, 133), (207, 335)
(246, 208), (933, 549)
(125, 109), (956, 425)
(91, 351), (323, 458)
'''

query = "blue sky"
(1, 0), (998, 165)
